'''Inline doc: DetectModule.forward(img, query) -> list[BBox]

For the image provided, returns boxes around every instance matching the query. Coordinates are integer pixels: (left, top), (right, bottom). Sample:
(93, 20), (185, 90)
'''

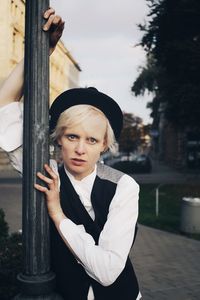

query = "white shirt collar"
(63, 165), (97, 211)
(64, 164), (97, 193)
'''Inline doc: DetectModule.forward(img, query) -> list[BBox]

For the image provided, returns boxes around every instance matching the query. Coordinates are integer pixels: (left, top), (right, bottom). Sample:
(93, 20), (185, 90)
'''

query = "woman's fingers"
(52, 20), (65, 39)
(43, 14), (62, 31)
(43, 7), (63, 31)
(35, 164), (58, 191)
(34, 164), (62, 220)
(44, 164), (58, 181)
(36, 171), (54, 185)
(49, 21), (65, 49)
(34, 183), (49, 194)
(42, 7), (64, 50)
(43, 7), (55, 19)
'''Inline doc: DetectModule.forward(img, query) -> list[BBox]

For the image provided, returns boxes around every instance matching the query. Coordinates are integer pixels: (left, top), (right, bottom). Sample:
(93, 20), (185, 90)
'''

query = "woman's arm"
(0, 60), (24, 108)
(0, 8), (64, 175)
(0, 8), (64, 108)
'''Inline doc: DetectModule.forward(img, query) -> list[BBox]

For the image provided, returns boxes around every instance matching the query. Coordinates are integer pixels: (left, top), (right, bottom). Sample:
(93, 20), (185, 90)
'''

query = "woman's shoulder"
(96, 162), (124, 183)
(96, 162), (139, 188)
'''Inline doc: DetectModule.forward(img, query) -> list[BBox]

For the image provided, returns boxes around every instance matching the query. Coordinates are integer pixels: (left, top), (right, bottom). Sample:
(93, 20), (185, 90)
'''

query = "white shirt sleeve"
(59, 174), (139, 286)
(0, 103), (59, 177)
(0, 102), (23, 173)
(0, 102), (23, 151)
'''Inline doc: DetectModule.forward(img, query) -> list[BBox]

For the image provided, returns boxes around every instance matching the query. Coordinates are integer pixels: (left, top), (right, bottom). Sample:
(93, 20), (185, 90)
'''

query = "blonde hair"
(51, 104), (117, 153)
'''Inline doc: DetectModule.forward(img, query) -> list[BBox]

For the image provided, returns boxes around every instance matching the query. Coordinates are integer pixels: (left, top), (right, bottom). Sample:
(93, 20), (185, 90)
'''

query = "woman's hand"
(34, 164), (66, 225)
(43, 8), (65, 54)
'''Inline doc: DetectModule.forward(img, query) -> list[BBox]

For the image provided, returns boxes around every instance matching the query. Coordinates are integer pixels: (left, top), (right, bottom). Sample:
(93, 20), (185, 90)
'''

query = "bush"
(0, 209), (9, 240)
(0, 209), (22, 300)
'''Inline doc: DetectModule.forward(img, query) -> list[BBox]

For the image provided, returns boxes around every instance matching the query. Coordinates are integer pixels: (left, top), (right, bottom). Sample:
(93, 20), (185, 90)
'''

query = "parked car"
(135, 154), (152, 173)
(110, 154), (152, 174)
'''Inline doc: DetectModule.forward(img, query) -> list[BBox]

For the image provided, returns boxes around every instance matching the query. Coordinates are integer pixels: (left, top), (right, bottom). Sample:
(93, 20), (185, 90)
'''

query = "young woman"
(0, 8), (141, 300)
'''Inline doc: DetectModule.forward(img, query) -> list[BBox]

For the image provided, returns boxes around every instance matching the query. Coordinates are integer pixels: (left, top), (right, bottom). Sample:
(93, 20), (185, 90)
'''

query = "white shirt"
(0, 102), (142, 300)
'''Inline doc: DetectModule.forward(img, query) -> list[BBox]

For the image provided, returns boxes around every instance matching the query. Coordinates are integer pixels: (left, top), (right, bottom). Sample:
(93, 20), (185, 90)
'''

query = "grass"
(138, 184), (200, 241)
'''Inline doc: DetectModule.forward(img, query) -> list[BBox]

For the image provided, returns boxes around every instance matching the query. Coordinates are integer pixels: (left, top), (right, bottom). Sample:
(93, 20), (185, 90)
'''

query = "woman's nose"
(75, 141), (86, 155)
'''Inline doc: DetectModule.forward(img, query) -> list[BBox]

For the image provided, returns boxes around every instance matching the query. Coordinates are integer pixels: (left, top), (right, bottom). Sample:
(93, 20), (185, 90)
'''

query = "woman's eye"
(88, 138), (97, 144)
(67, 135), (77, 141)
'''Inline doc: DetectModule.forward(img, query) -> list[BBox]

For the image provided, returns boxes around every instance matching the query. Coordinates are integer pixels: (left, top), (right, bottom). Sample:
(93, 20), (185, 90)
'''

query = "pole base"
(13, 272), (63, 299)
(14, 292), (63, 300)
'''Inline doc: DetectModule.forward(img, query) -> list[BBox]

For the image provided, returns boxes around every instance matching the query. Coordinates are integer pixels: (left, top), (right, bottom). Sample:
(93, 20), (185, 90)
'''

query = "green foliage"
(0, 209), (22, 300)
(118, 113), (143, 154)
(132, 0), (200, 128)
(0, 209), (9, 241)
(132, 55), (158, 97)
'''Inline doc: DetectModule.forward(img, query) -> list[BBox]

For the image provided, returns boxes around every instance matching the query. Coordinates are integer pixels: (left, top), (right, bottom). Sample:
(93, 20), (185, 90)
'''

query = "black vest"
(50, 164), (139, 300)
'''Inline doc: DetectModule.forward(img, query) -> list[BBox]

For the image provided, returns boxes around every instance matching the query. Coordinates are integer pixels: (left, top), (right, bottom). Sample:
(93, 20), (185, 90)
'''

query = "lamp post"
(15, 1), (62, 298)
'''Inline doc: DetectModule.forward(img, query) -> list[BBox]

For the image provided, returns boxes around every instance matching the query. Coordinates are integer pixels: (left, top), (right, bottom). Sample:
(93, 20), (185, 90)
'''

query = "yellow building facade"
(0, 0), (81, 170)
(50, 41), (81, 104)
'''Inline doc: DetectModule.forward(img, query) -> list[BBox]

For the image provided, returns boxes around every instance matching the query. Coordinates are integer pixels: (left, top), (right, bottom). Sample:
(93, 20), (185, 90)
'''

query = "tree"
(118, 113), (143, 156)
(132, 0), (200, 129)
(132, 54), (161, 128)
(0, 209), (22, 299)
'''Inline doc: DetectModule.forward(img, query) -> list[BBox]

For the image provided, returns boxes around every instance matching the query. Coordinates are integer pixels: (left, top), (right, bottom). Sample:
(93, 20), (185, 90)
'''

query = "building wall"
(0, 0), (81, 171)
(50, 41), (81, 104)
(158, 121), (187, 170)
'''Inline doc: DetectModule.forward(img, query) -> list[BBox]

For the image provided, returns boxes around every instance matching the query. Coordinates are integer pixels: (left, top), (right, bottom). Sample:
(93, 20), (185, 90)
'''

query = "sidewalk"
(131, 225), (200, 300)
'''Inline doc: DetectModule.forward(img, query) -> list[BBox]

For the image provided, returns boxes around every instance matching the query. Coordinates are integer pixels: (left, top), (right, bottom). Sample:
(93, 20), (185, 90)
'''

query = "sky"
(50, 0), (152, 124)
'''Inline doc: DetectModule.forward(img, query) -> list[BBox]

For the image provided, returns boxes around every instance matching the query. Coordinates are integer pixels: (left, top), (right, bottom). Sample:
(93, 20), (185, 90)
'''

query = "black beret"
(49, 87), (123, 140)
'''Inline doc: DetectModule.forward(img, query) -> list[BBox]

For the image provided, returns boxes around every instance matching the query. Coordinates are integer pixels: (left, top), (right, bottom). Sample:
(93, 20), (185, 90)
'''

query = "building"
(0, 0), (81, 171)
(151, 101), (200, 171)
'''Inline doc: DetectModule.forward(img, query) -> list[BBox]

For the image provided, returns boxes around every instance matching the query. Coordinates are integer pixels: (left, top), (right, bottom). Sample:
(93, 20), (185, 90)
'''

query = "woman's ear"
(101, 145), (108, 154)
(103, 138), (108, 152)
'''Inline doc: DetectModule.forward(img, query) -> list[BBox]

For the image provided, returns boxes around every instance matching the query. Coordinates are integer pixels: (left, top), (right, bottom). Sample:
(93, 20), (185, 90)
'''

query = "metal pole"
(155, 187), (159, 217)
(15, 1), (62, 298)
(155, 184), (165, 217)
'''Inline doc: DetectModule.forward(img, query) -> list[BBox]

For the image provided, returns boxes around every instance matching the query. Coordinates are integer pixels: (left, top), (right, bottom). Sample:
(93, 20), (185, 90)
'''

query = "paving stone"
(130, 225), (200, 299)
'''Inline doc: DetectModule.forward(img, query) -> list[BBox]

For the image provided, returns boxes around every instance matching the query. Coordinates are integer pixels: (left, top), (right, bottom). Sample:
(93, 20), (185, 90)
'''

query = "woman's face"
(58, 114), (107, 180)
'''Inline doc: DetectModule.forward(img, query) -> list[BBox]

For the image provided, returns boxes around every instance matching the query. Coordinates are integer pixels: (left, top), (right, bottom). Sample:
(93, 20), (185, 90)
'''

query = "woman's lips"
(71, 158), (86, 166)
